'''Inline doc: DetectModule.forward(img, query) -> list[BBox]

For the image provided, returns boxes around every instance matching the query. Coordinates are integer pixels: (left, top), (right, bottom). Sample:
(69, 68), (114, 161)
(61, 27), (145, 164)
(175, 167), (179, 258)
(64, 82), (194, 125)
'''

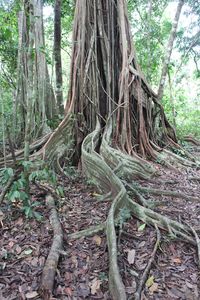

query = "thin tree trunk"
(167, 68), (176, 130)
(54, 0), (64, 115)
(157, 0), (184, 102)
(23, 0), (34, 197)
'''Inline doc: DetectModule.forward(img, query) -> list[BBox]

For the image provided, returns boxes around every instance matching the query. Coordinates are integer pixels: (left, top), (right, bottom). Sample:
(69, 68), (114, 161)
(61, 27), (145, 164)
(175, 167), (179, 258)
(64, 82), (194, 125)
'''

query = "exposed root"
(190, 226), (200, 268)
(68, 223), (105, 240)
(128, 183), (199, 202)
(40, 195), (63, 300)
(81, 125), (197, 299)
(188, 176), (200, 182)
(135, 225), (161, 300)
(184, 135), (200, 146)
(0, 133), (51, 169)
(107, 193), (127, 300)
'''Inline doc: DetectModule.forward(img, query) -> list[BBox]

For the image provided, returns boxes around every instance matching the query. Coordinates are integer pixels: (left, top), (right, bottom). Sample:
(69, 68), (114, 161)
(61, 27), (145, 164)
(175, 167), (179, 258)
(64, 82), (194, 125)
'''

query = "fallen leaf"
(138, 223), (146, 232)
(93, 235), (102, 246)
(24, 249), (33, 255)
(146, 275), (154, 288)
(15, 245), (22, 254)
(138, 241), (146, 248)
(25, 291), (38, 299)
(15, 217), (24, 226)
(172, 257), (182, 264)
(8, 241), (14, 249)
(185, 281), (194, 289)
(64, 287), (73, 296)
(149, 282), (158, 294)
(127, 249), (136, 264)
(90, 278), (101, 295)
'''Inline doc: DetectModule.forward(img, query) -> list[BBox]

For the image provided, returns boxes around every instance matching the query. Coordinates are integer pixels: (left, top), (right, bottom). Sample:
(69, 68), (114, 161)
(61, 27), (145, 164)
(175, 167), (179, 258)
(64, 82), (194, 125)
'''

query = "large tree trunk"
(54, 0), (64, 115)
(16, 0), (57, 143)
(7, 1), (198, 299)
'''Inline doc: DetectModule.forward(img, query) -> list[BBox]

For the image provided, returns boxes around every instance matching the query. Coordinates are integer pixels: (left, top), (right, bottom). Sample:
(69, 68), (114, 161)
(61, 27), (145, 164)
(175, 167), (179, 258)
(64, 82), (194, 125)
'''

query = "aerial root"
(40, 195), (63, 300)
(134, 225), (161, 300)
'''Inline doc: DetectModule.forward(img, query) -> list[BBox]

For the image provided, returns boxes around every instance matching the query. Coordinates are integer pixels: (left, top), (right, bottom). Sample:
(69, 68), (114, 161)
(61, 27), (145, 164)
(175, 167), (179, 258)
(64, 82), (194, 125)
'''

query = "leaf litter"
(0, 152), (200, 299)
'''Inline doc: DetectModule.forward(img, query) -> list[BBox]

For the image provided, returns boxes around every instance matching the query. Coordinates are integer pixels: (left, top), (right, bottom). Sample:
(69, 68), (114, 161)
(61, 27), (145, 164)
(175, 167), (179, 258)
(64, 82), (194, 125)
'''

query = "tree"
(16, 0), (57, 143)
(41, 1), (197, 298)
(54, 0), (64, 115)
(157, 0), (184, 102)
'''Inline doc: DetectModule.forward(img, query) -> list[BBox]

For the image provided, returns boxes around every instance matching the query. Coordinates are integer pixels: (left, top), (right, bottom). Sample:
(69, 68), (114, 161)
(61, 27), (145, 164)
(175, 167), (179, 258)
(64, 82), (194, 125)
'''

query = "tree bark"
(157, 0), (184, 102)
(54, 0), (64, 115)
(16, 0), (57, 144)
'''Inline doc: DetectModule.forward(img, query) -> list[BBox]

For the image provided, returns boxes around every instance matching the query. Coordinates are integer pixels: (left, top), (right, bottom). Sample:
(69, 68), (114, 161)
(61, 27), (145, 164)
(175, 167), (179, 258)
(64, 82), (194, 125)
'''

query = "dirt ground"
(0, 145), (200, 300)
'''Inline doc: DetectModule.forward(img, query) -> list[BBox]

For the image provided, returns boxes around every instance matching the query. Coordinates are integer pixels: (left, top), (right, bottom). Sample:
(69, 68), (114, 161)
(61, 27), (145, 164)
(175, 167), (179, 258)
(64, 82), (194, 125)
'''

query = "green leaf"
(9, 190), (21, 201)
(138, 223), (146, 232)
(24, 249), (33, 255)
(146, 275), (154, 288)
(33, 211), (43, 221)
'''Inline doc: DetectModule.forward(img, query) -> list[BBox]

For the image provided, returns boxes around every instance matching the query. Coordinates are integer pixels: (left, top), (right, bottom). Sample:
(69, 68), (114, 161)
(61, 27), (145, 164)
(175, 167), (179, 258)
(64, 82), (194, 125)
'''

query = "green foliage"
(0, 161), (62, 220)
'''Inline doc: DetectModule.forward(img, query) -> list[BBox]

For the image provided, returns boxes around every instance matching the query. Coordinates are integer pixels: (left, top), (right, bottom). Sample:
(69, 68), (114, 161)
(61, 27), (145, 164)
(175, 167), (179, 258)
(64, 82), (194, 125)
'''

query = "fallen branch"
(40, 195), (63, 300)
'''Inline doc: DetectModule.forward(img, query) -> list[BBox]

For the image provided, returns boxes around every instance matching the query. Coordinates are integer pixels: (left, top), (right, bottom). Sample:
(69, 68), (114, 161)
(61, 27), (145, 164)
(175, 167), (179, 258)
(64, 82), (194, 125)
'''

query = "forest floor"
(0, 144), (200, 300)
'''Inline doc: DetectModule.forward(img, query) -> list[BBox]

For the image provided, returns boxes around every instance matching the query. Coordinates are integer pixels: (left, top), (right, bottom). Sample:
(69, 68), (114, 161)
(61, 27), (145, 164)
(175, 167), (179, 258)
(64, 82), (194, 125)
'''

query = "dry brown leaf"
(149, 282), (158, 294)
(15, 245), (22, 254)
(90, 278), (101, 295)
(64, 287), (73, 296)
(172, 257), (182, 264)
(127, 249), (136, 264)
(25, 291), (38, 299)
(93, 235), (102, 246)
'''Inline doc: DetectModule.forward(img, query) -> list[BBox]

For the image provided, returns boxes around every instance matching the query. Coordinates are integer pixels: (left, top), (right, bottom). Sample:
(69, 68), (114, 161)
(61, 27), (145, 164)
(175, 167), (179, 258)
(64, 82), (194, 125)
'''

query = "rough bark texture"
(54, 0), (64, 115)
(44, 0), (180, 165)
(16, 0), (56, 142)
(15, 1), (198, 299)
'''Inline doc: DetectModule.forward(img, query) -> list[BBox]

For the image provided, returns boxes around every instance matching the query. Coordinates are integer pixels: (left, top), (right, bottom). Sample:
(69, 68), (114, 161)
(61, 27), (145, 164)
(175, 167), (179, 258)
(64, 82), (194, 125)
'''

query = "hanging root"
(135, 225), (161, 300)
(40, 195), (63, 300)
(81, 125), (197, 300)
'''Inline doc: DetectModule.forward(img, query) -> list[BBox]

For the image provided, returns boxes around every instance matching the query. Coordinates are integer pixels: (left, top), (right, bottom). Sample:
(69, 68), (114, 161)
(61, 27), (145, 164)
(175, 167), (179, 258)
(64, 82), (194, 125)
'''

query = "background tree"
(54, 0), (64, 115)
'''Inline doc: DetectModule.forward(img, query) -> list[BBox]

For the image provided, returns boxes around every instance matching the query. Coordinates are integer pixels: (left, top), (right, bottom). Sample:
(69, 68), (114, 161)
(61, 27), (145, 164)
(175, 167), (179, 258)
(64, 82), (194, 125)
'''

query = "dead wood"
(40, 195), (63, 300)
